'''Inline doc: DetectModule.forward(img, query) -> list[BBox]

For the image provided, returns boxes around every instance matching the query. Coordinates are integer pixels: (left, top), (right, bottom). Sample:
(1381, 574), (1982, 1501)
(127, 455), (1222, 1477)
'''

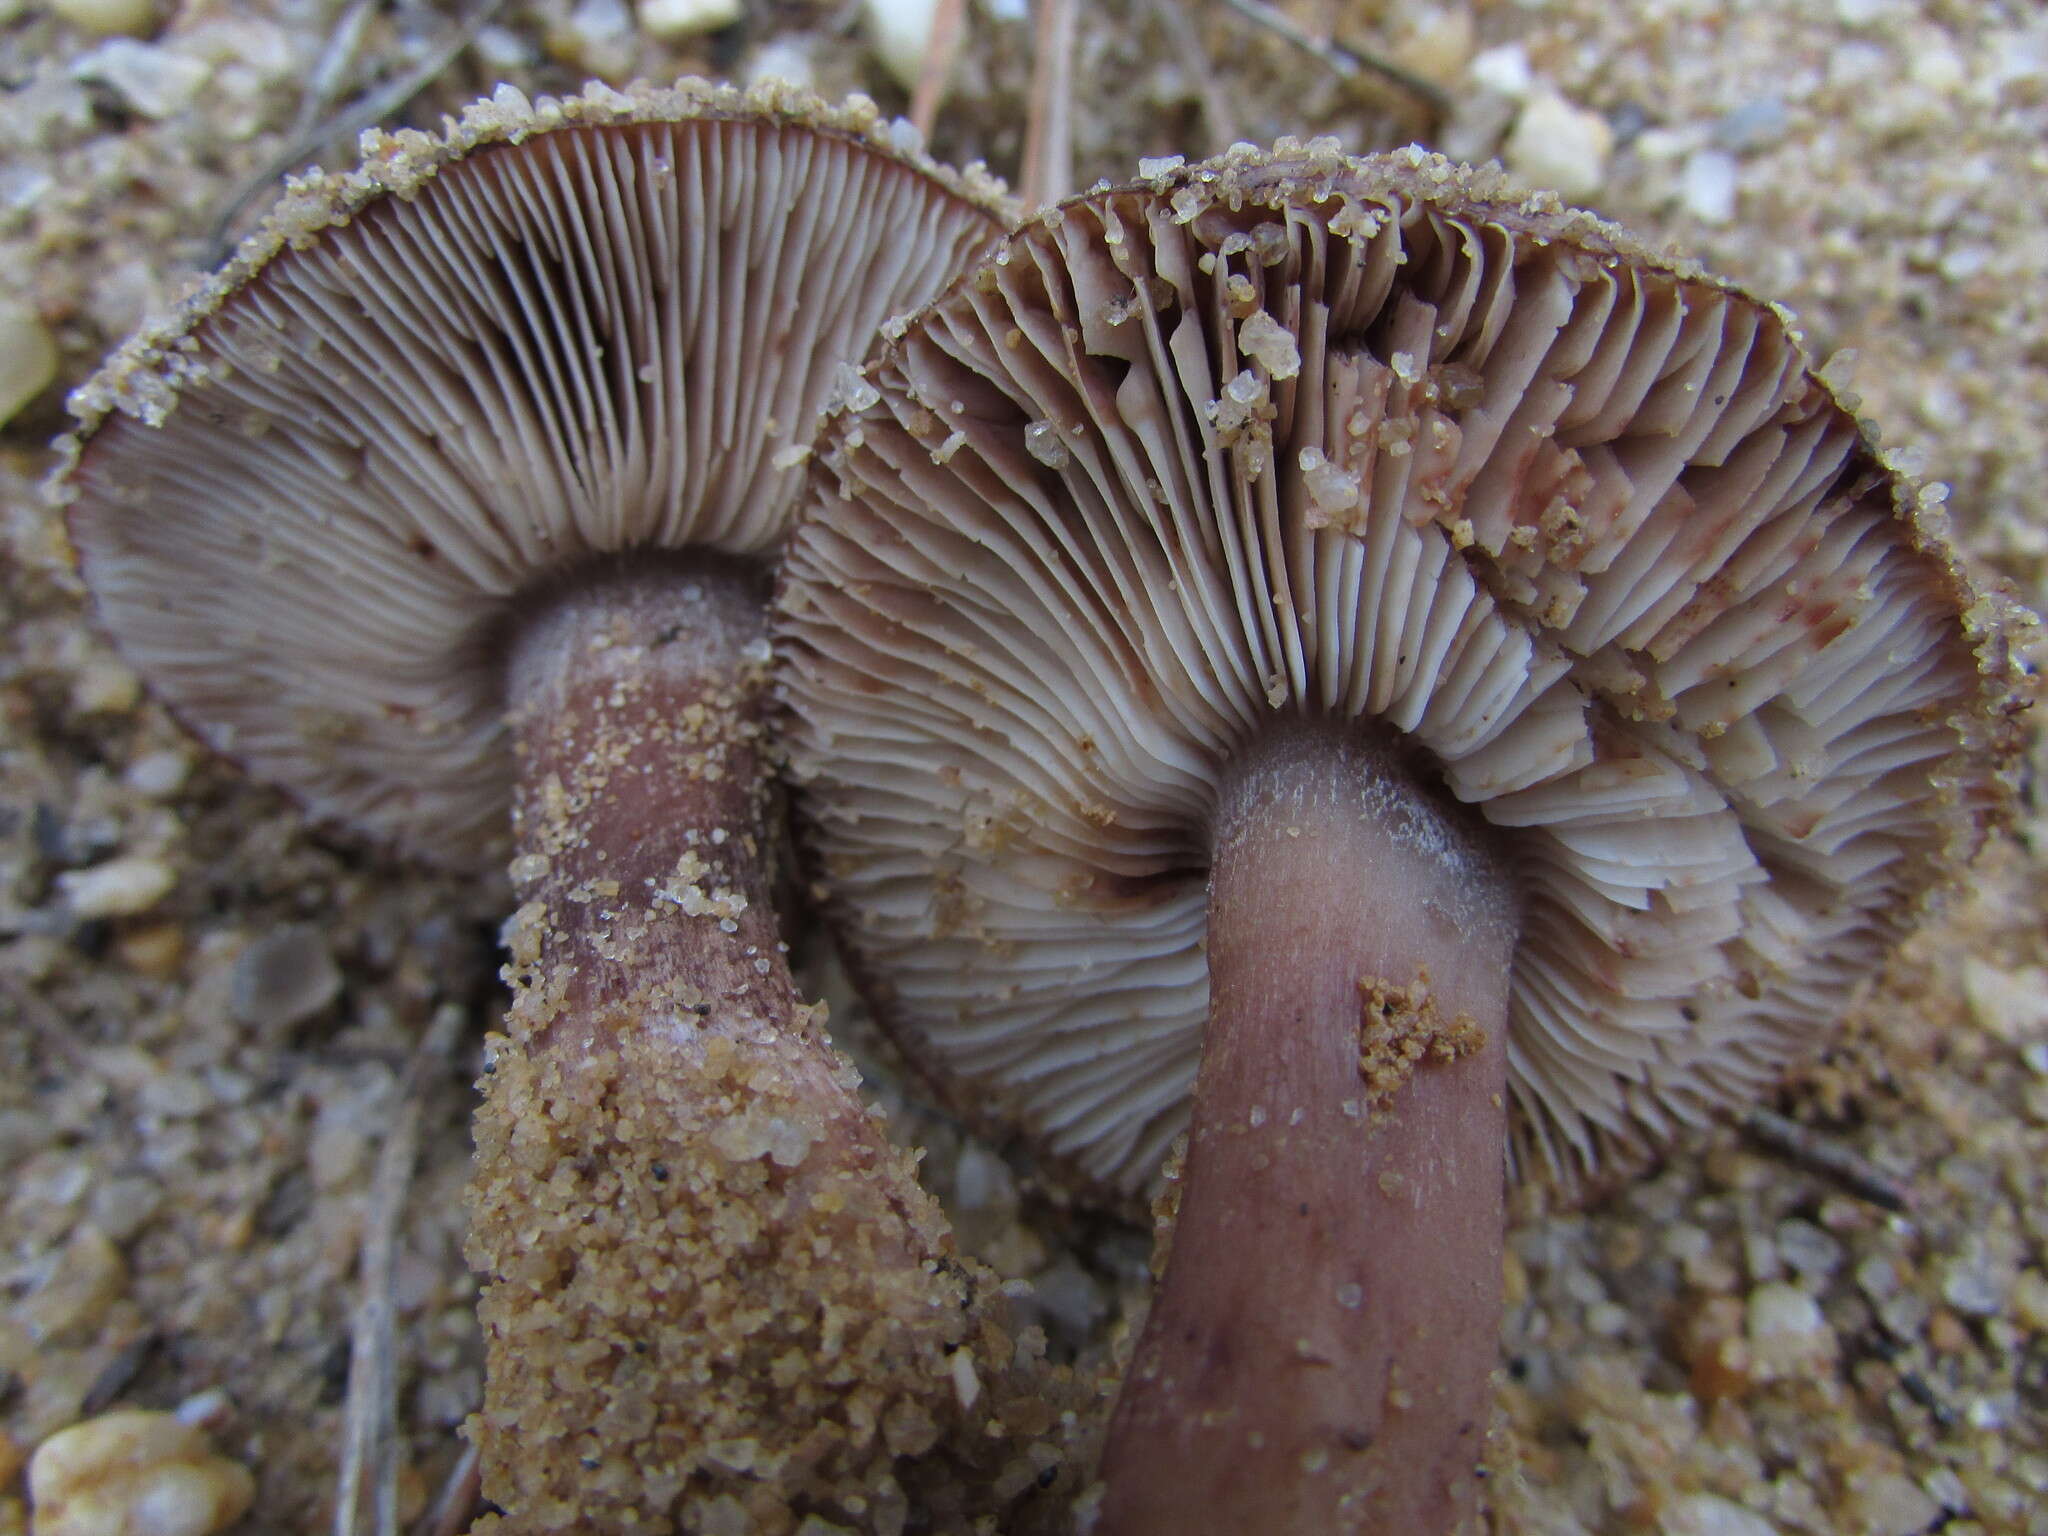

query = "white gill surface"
(777, 144), (2024, 1197)
(60, 84), (1006, 866)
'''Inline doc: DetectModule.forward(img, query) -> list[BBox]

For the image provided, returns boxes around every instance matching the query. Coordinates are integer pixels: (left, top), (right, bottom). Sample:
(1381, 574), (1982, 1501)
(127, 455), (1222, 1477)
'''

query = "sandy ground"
(1, 0), (2045, 1531)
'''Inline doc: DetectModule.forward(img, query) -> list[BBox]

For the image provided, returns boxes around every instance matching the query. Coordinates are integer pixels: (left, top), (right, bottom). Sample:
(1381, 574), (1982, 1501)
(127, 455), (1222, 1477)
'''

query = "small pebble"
(111, 924), (184, 979)
(28, 1410), (253, 1536)
(1960, 956), (2048, 1042)
(1504, 89), (1613, 199)
(1842, 1469), (1942, 1536)
(0, 301), (57, 426)
(1712, 96), (1789, 153)
(69, 660), (140, 716)
(1469, 43), (1532, 99)
(1941, 1236), (2011, 1318)
(87, 1177), (163, 1245)
(121, 750), (190, 799)
(2013, 1269), (2048, 1333)
(1680, 147), (1740, 224)
(1746, 1281), (1833, 1377)
(864, 0), (950, 94)
(227, 926), (341, 1032)
(69, 39), (211, 119)
(636, 0), (740, 40)
(57, 857), (176, 919)
(1237, 311), (1300, 379)
(952, 1142), (1015, 1213)
(1662, 1492), (1777, 1536)
(1389, 6), (1473, 88)
(23, 1228), (126, 1347)
(1774, 1219), (1843, 1280)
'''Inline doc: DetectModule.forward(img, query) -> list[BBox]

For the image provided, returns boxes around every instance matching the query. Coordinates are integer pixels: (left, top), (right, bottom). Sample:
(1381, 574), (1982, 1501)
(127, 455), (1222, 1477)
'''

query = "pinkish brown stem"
(1096, 722), (1519, 1535)
(465, 559), (978, 1531)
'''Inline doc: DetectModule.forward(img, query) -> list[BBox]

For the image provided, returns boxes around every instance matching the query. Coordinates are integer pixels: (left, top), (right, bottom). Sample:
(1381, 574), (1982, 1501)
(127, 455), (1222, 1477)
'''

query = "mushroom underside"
(779, 147), (2022, 1199)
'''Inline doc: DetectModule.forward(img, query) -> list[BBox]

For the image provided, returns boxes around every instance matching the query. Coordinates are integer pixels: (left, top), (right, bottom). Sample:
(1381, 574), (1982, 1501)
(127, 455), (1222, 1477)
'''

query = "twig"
(1146, 0), (1240, 153)
(908, 0), (968, 147)
(206, 0), (509, 262)
(1739, 1106), (1916, 1214)
(298, 0), (383, 137)
(1215, 0), (1452, 122)
(1020, 0), (1077, 209)
(334, 1004), (466, 1536)
(411, 1438), (482, 1536)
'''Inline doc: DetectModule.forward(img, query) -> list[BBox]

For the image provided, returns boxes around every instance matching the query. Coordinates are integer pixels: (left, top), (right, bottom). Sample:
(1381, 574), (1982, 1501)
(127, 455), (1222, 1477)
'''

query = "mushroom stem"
(1097, 721), (1518, 1535)
(465, 559), (974, 1529)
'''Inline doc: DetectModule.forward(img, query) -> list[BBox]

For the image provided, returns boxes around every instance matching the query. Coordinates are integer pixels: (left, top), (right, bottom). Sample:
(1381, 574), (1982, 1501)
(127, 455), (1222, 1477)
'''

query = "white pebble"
(58, 856), (176, 918)
(1024, 420), (1070, 468)
(1504, 89), (1613, 200)
(1237, 311), (1300, 380)
(864, 0), (950, 94)
(1468, 43), (1532, 99)
(29, 1410), (254, 1536)
(1391, 7), (1473, 88)
(49, 0), (157, 36)
(948, 1348), (981, 1410)
(1746, 1281), (1833, 1377)
(69, 38), (211, 119)
(122, 749), (191, 799)
(744, 36), (816, 88)
(1960, 956), (2048, 1042)
(0, 300), (57, 427)
(1842, 1471), (1942, 1536)
(1941, 1237), (2011, 1317)
(1681, 147), (1740, 224)
(637, 0), (740, 39)
(1662, 1492), (1778, 1536)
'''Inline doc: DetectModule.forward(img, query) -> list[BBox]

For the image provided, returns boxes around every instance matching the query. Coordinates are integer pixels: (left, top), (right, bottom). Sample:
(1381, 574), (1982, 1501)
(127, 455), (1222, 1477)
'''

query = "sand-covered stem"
(1096, 722), (1520, 1535)
(465, 559), (989, 1533)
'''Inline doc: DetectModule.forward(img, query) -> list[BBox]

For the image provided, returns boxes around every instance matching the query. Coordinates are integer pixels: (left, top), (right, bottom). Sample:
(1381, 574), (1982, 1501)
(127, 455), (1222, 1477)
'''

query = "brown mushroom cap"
(776, 141), (2031, 1197)
(55, 78), (1008, 867)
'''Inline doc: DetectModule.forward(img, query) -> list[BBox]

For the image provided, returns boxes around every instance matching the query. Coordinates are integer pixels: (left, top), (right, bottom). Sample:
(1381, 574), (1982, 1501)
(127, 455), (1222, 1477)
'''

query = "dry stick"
(1019, 0), (1077, 208)
(334, 1004), (466, 1536)
(206, 0), (509, 260)
(1214, 0), (1452, 121)
(411, 1439), (482, 1536)
(1145, 0), (1241, 153)
(908, 0), (968, 145)
(1739, 1106), (1917, 1214)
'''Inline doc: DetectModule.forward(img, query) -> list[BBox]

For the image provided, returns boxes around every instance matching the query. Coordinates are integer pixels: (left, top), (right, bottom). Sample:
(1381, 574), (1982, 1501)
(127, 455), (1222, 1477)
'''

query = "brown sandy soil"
(2, 1), (2044, 1531)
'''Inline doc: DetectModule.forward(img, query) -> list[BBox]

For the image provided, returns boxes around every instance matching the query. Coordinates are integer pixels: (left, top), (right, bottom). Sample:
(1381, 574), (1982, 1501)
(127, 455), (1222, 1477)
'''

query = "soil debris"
(1356, 968), (1488, 1111)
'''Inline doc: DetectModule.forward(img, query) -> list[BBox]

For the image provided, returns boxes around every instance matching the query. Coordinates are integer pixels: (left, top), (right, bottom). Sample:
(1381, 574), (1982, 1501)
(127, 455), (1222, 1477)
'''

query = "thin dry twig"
(1146, 0), (1241, 154)
(334, 1004), (466, 1536)
(1020, 0), (1077, 209)
(1740, 1106), (1917, 1214)
(299, 0), (382, 134)
(207, 0), (509, 261)
(411, 1437), (482, 1536)
(908, 0), (968, 147)
(1215, 0), (1452, 122)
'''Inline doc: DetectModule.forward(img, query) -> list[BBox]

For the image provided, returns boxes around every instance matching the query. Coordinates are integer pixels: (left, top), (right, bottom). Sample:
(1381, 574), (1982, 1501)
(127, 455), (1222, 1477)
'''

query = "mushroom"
(56, 79), (1018, 1530)
(774, 142), (2029, 1531)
